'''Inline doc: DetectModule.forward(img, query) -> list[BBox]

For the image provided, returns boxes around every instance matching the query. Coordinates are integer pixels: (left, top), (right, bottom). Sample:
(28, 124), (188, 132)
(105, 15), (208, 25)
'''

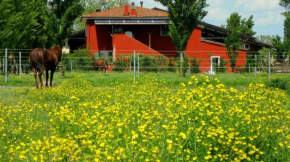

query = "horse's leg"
(32, 67), (38, 88)
(38, 71), (44, 87)
(45, 69), (49, 87)
(50, 69), (55, 87)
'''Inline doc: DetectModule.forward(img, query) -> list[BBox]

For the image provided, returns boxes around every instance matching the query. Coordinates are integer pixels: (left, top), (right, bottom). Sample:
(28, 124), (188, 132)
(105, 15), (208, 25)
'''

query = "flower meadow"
(0, 75), (290, 161)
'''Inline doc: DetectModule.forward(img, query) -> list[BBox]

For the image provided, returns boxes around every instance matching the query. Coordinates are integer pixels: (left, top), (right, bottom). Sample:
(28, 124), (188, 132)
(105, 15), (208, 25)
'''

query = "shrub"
(167, 57), (176, 72)
(113, 55), (130, 72)
(62, 48), (94, 71)
(214, 57), (227, 73)
(267, 77), (290, 94)
(190, 57), (202, 74)
(139, 55), (157, 72)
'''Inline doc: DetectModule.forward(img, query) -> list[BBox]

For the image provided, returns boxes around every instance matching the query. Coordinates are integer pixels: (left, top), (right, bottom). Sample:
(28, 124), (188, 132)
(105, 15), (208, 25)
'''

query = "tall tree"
(284, 14), (290, 40)
(280, 0), (290, 10)
(224, 12), (255, 72)
(154, 0), (208, 76)
(74, 0), (129, 31)
(272, 35), (289, 62)
(279, 0), (290, 60)
(44, 0), (84, 47)
(256, 35), (273, 45)
(0, 0), (47, 49)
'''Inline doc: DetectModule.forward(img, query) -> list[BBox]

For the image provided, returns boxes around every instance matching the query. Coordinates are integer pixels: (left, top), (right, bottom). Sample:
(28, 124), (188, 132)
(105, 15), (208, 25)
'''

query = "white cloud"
(255, 11), (284, 25)
(141, 0), (284, 37)
(206, 7), (230, 21)
(141, 0), (166, 9)
(206, 0), (225, 6)
(235, 0), (280, 10)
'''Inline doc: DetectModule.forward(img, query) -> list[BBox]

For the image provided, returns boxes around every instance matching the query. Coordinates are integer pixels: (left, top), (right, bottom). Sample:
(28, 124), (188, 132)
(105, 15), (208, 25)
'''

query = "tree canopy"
(224, 12), (256, 72)
(44, 0), (84, 47)
(0, 0), (84, 49)
(74, 0), (129, 31)
(280, 0), (290, 11)
(0, 0), (47, 49)
(154, 0), (208, 76)
(256, 35), (273, 45)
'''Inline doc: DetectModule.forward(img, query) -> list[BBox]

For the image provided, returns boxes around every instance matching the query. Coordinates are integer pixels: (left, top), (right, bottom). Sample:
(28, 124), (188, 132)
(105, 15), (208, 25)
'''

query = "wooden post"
(5, 48), (8, 83)
(113, 45), (116, 62)
(19, 52), (22, 75)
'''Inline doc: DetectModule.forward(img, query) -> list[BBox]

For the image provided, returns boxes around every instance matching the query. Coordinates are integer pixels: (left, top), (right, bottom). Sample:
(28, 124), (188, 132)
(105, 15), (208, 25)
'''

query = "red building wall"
(112, 34), (161, 57)
(86, 22), (246, 72)
(186, 28), (247, 72)
(86, 21), (113, 56)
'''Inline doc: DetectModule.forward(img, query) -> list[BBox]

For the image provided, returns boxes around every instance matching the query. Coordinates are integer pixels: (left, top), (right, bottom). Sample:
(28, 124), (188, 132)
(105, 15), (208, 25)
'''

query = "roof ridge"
(82, 5), (169, 18)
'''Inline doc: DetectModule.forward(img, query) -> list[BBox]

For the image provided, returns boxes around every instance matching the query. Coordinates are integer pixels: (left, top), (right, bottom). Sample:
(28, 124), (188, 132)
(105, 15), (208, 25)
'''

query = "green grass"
(0, 74), (289, 161)
(0, 71), (271, 87)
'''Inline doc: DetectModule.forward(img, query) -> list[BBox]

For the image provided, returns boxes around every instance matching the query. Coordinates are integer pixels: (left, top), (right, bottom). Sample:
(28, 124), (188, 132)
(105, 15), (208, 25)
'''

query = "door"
(210, 56), (220, 74)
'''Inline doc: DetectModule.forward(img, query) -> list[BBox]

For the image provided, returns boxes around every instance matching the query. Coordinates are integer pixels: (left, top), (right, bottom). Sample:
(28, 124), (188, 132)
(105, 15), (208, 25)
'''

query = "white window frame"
(210, 56), (221, 75)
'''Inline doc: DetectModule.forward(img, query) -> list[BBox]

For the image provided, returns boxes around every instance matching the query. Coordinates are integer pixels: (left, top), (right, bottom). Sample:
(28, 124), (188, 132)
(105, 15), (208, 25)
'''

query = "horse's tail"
(30, 49), (46, 74)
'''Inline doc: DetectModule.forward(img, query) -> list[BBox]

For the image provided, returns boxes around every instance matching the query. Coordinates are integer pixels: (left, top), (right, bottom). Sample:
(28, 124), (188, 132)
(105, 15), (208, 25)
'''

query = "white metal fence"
(0, 48), (290, 83)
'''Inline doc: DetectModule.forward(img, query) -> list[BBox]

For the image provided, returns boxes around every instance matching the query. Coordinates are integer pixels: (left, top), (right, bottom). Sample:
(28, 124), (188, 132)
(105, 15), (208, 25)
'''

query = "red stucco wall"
(186, 28), (247, 72)
(86, 22), (247, 72)
(86, 20), (98, 55)
(86, 21), (112, 56)
(112, 34), (161, 57)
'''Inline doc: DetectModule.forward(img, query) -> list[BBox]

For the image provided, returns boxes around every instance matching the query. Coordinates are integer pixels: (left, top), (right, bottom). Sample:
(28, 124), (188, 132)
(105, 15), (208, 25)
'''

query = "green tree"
(224, 12), (255, 72)
(0, 0), (47, 49)
(256, 35), (273, 45)
(284, 14), (290, 40)
(280, 0), (290, 10)
(272, 35), (289, 62)
(44, 0), (84, 47)
(280, 0), (290, 42)
(154, 0), (208, 76)
(75, 0), (129, 31)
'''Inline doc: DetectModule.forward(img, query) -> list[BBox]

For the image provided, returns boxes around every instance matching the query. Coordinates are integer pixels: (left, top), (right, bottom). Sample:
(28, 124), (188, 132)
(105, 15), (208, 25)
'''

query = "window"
(244, 44), (250, 50)
(241, 43), (250, 50)
(113, 26), (123, 34)
(212, 57), (220, 66)
(161, 26), (169, 36)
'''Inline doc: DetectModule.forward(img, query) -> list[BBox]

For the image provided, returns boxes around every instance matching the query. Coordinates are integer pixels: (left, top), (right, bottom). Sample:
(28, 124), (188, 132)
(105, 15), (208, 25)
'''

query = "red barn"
(78, 3), (272, 73)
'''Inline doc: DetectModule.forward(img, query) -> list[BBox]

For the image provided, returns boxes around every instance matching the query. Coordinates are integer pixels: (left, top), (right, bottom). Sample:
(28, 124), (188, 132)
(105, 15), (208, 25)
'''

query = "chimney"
(131, 2), (136, 16)
(124, 2), (129, 15)
(140, 1), (143, 7)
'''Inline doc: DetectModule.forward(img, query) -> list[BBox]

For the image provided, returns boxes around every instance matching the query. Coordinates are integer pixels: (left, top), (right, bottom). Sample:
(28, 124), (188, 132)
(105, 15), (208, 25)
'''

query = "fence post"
(268, 52), (271, 82)
(5, 48), (8, 83)
(255, 54), (257, 78)
(71, 61), (73, 73)
(133, 50), (136, 82)
(19, 52), (22, 75)
(188, 62), (191, 74)
(2, 57), (4, 74)
(137, 53), (139, 77)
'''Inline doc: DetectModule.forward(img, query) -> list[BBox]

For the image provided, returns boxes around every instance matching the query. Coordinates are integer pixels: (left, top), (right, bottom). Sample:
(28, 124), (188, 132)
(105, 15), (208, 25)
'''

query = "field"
(0, 72), (290, 161)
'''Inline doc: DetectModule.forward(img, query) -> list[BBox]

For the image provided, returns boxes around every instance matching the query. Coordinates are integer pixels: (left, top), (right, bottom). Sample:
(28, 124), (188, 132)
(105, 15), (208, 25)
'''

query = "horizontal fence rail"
(1, 49), (290, 84)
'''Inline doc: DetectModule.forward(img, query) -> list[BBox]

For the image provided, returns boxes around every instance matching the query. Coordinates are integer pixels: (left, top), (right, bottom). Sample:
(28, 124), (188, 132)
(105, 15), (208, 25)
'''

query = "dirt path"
(0, 86), (33, 89)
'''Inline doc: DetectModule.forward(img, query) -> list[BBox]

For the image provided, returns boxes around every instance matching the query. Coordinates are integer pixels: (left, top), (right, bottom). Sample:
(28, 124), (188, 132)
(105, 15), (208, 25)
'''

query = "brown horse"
(94, 59), (108, 73)
(29, 46), (62, 88)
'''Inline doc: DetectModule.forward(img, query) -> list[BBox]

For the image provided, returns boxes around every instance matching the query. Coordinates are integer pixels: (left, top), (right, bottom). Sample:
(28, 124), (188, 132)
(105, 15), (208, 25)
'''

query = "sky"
(140, 0), (286, 38)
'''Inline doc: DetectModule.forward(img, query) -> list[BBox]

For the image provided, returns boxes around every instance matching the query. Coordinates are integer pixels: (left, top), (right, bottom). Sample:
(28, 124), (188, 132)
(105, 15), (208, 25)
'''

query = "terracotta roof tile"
(82, 5), (168, 18)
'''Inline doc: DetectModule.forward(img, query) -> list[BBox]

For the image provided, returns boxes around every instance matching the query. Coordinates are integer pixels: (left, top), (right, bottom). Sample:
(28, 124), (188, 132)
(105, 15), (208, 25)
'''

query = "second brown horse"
(94, 59), (108, 73)
(29, 46), (62, 88)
